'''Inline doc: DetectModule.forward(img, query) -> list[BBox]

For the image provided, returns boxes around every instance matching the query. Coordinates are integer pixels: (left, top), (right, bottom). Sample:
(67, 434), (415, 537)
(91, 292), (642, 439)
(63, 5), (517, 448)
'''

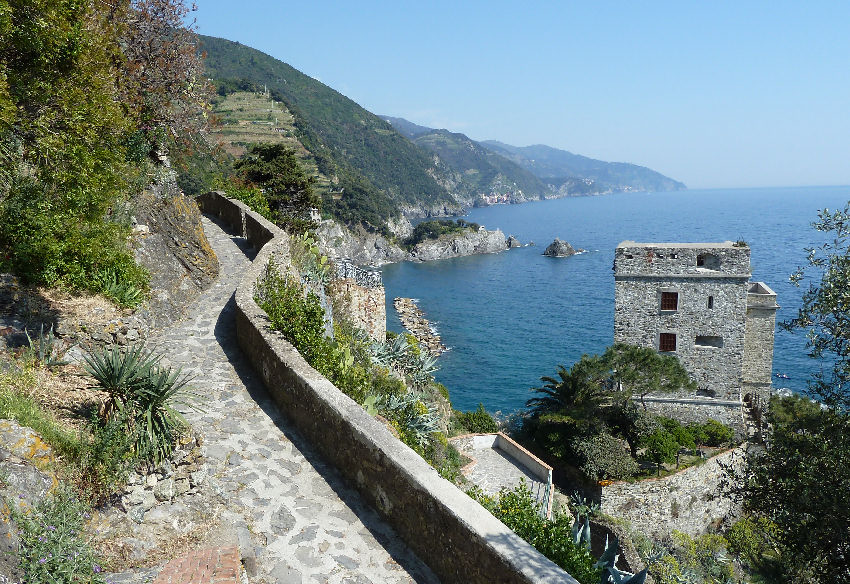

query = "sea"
(380, 185), (850, 414)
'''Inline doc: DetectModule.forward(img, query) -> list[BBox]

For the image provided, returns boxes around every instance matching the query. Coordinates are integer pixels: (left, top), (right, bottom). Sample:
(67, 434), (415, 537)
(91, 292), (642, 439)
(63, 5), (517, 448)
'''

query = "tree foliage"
(785, 203), (850, 410)
(235, 143), (319, 233)
(740, 396), (850, 582)
(0, 0), (207, 297)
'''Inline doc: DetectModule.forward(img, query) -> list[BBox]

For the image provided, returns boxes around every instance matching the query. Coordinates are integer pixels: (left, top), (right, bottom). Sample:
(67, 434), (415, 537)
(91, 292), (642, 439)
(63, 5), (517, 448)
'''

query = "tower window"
(696, 253), (721, 270)
(661, 291), (679, 311)
(708, 295), (714, 309)
(695, 335), (723, 348)
(659, 333), (677, 352)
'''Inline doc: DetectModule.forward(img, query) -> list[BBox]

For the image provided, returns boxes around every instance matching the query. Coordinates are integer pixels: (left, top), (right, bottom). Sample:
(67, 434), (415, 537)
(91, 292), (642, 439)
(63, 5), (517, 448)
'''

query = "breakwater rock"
(543, 238), (582, 257)
(393, 297), (447, 355)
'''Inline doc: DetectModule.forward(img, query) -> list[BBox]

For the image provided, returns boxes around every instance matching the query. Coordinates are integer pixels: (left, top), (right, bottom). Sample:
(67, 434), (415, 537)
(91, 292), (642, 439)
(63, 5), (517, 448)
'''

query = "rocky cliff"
(316, 219), (509, 265)
(410, 227), (507, 262)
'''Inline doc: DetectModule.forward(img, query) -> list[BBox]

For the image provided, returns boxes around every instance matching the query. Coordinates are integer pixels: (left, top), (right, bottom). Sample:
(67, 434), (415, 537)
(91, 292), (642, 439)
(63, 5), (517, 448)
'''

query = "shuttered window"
(659, 333), (677, 352)
(661, 291), (679, 311)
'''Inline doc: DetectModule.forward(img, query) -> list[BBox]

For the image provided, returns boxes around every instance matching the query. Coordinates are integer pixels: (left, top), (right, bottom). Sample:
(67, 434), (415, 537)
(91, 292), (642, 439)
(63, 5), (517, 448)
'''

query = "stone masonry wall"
(327, 279), (386, 341)
(743, 286), (778, 405)
(196, 191), (578, 584)
(601, 446), (745, 540)
(614, 242), (751, 278)
(615, 277), (748, 400)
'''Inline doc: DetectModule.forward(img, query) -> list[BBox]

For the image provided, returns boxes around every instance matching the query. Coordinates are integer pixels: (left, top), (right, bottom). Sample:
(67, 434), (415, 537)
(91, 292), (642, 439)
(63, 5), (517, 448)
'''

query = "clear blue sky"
(194, 1), (849, 189)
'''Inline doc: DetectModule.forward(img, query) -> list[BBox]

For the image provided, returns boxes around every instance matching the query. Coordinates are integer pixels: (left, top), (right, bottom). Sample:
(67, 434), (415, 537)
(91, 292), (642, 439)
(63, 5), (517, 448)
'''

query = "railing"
(334, 259), (383, 288)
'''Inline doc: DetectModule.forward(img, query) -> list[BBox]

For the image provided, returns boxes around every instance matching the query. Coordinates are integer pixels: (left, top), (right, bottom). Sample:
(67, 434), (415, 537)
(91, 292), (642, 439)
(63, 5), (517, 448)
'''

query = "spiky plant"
(24, 324), (67, 368)
(83, 344), (194, 463)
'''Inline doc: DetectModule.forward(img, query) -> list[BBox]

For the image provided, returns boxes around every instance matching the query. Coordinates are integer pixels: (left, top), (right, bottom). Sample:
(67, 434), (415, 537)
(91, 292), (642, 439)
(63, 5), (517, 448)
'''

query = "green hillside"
(481, 141), (687, 193)
(381, 118), (551, 202)
(199, 36), (454, 232)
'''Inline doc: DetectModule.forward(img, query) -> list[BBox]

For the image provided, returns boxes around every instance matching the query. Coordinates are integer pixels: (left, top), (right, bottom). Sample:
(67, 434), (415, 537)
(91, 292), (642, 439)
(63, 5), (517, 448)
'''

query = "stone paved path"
(461, 445), (546, 501)
(150, 217), (438, 584)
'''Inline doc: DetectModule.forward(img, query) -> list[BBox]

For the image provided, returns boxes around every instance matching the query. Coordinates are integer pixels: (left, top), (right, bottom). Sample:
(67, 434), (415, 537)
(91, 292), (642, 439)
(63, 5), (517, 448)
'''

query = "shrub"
(468, 482), (601, 584)
(702, 418), (734, 446)
(643, 428), (678, 475)
(11, 485), (105, 584)
(457, 403), (498, 434)
(572, 432), (639, 481)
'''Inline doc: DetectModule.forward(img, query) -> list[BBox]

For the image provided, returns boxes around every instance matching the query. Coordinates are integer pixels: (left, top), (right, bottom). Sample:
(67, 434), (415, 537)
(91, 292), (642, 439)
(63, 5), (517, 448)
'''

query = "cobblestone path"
(150, 217), (437, 584)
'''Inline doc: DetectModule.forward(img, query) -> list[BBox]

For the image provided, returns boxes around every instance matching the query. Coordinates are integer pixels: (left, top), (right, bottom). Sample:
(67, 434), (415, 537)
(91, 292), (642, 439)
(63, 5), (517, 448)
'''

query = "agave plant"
(83, 343), (194, 463)
(377, 392), (440, 447)
(24, 324), (67, 368)
(94, 267), (144, 308)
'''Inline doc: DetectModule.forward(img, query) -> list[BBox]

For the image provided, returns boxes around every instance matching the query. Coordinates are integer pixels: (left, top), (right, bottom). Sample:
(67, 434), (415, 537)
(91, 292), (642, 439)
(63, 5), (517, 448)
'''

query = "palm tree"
(526, 355), (607, 419)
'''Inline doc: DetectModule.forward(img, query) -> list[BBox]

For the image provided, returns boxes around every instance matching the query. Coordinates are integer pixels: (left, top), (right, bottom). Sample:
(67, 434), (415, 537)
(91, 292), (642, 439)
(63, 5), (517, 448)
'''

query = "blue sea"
(380, 186), (850, 414)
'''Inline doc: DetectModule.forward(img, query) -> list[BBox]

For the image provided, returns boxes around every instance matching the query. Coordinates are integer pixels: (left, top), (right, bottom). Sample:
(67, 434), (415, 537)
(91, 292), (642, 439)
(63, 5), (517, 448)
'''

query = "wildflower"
(38, 536), (45, 542)
(47, 525), (56, 531)
(93, 564), (102, 573)
(39, 558), (46, 564)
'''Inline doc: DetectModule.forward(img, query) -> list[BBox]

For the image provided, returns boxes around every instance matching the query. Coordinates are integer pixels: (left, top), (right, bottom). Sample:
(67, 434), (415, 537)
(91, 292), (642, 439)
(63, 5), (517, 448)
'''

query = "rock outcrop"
(133, 189), (220, 329)
(411, 227), (507, 262)
(506, 235), (522, 248)
(317, 218), (509, 265)
(394, 297), (446, 355)
(543, 238), (578, 257)
(315, 220), (407, 266)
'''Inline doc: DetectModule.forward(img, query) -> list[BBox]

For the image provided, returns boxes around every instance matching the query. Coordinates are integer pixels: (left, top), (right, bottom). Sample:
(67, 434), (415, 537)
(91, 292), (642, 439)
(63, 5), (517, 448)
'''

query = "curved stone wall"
(196, 192), (578, 584)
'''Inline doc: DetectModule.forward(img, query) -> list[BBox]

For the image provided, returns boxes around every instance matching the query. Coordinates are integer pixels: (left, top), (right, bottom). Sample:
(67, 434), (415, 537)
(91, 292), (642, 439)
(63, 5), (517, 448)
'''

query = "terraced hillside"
(211, 90), (334, 197)
(200, 36), (457, 232)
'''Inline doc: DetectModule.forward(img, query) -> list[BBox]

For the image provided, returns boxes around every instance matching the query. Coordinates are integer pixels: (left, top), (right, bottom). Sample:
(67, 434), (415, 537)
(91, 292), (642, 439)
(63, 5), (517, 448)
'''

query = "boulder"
(543, 238), (577, 257)
(506, 235), (522, 249)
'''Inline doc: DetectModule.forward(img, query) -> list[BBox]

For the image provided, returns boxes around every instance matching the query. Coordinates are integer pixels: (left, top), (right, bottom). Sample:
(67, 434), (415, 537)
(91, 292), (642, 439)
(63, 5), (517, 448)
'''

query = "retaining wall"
(196, 192), (577, 584)
(600, 446), (745, 539)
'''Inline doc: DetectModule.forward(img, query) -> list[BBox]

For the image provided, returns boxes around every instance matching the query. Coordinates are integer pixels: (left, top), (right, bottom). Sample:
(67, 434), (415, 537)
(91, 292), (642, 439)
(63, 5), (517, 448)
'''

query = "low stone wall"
(641, 396), (745, 439)
(195, 192), (578, 584)
(600, 446), (745, 539)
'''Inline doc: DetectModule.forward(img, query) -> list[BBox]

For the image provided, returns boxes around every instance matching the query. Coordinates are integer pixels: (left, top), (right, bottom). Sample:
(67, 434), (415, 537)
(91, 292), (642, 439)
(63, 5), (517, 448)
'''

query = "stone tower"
(613, 241), (778, 429)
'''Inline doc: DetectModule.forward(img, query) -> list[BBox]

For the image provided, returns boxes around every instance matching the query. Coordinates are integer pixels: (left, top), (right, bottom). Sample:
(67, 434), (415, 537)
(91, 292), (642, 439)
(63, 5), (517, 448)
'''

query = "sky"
(194, 1), (849, 190)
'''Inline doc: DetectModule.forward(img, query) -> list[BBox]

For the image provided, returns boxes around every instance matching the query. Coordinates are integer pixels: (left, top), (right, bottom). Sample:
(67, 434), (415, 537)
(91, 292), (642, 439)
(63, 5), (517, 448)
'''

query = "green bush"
(468, 482), (601, 584)
(11, 485), (106, 584)
(572, 432), (639, 481)
(457, 403), (498, 434)
(702, 418), (734, 446)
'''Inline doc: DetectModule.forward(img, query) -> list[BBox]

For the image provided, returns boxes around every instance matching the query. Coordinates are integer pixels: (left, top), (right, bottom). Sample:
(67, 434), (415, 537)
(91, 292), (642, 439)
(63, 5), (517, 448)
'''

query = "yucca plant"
(24, 323), (67, 368)
(83, 344), (194, 463)
(83, 343), (160, 421)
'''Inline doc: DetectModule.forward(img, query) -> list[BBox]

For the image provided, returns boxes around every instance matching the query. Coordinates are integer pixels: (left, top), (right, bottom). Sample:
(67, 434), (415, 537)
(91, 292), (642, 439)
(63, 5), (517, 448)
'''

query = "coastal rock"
(315, 219), (407, 266)
(393, 298), (446, 355)
(543, 238), (578, 257)
(411, 228), (507, 262)
(506, 235), (522, 249)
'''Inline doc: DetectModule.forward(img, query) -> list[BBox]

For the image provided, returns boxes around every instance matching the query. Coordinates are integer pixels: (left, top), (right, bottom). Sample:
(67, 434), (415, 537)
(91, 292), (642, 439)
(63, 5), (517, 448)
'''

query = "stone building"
(613, 241), (778, 431)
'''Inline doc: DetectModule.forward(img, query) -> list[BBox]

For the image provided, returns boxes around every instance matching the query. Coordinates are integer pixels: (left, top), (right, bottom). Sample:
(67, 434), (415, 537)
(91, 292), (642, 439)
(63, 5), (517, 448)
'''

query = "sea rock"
(506, 235), (522, 249)
(543, 238), (577, 257)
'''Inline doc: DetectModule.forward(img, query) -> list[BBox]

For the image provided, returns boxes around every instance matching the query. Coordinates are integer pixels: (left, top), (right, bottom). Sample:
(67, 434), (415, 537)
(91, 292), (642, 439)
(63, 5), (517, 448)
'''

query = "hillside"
(482, 141), (687, 193)
(199, 36), (456, 232)
(382, 118), (552, 204)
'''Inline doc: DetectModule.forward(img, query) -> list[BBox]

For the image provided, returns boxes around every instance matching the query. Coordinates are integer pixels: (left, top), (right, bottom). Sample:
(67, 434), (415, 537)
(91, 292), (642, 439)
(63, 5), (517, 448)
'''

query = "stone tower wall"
(743, 284), (779, 404)
(615, 276), (748, 400)
(614, 242), (753, 402)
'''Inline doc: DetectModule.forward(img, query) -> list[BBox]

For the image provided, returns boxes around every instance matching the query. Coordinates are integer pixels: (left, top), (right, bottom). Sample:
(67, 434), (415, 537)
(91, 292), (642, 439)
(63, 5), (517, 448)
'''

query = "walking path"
(149, 216), (437, 584)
